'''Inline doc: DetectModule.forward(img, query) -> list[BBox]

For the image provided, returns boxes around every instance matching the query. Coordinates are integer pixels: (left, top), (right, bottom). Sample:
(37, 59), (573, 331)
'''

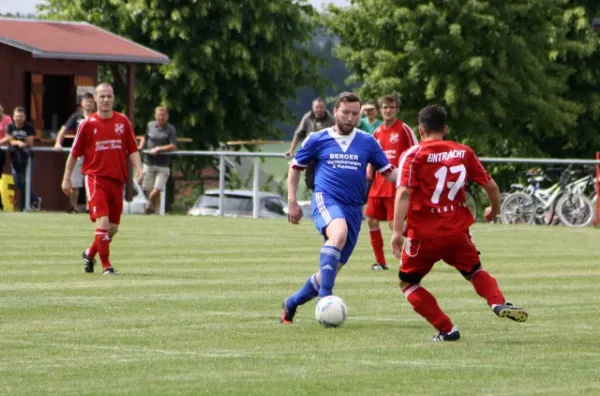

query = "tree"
(38, 0), (324, 149)
(324, 0), (599, 159)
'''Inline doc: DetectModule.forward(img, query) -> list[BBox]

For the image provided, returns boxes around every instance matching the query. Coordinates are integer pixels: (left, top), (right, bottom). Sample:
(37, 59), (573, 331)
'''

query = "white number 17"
(431, 165), (466, 204)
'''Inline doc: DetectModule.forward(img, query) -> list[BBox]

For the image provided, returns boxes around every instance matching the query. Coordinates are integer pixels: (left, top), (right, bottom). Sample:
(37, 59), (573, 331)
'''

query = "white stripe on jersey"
(397, 145), (422, 188)
(291, 158), (308, 168)
(377, 163), (392, 173)
(403, 124), (418, 146)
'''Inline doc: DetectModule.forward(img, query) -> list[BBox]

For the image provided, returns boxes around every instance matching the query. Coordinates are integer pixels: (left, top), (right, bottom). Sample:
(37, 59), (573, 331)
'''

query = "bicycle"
(500, 166), (595, 227)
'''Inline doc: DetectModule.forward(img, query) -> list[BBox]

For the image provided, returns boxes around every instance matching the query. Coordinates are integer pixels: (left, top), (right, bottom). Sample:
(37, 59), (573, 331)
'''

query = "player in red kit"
(391, 105), (528, 342)
(61, 83), (143, 275)
(365, 95), (417, 270)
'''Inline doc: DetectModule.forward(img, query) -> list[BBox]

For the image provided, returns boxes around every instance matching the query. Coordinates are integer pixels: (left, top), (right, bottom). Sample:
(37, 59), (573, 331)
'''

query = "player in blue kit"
(281, 92), (399, 324)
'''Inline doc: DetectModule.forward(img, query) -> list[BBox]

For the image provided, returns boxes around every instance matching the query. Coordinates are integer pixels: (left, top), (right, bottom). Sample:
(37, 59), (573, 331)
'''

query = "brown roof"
(0, 18), (169, 64)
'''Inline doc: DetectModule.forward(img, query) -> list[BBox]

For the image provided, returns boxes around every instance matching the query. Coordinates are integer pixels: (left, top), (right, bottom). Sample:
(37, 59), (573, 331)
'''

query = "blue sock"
(318, 245), (341, 297)
(287, 273), (320, 310)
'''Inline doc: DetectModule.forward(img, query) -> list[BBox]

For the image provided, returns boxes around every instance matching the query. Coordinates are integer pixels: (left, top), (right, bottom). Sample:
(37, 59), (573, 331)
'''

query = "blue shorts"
(312, 192), (364, 264)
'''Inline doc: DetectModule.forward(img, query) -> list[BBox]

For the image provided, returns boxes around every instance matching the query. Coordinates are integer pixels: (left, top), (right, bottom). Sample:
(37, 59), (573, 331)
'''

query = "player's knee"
(108, 225), (119, 238)
(367, 217), (379, 229)
(398, 271), (423, 287)
(325, 219), (348, 247)
(459, 262), (482, 280)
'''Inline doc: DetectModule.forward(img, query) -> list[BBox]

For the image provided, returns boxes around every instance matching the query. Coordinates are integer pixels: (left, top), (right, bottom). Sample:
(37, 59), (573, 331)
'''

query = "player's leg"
(447, 231), (528, 322)
(82, 176), (98, 272)
(320, 205), (362, 288)
(365, 198), (387, 270)
(315, 218), (347, 297)
(281, 198), (347, 324)
(399, 239), (459, 341)
(281, 218), (347, 323)
(99, 180), (124, 275)
(83, 176), (114, 274)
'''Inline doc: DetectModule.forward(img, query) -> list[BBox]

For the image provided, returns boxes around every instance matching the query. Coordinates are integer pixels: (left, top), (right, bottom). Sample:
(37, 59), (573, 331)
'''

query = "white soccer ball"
(315, 295), (347, 327)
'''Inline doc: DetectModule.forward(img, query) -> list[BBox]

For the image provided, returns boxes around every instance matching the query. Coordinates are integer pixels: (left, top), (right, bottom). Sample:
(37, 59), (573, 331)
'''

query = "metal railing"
(2, 146), (599, 219)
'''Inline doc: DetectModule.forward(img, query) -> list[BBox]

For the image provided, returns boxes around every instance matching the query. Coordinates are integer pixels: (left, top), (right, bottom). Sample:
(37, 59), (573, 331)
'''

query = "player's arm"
(391, 186), (410, 258)
(62, 154), (78, 181)
(286, 133), (317, 223)
(482, 179), (501, 222)
(368, 136), (396, 183)
(287, 165), (303, 224)
(382, 167), (398, 184)
(129, 151), (143, 180)
(467, 149), (499, 222)
(393, 186), (410, 233)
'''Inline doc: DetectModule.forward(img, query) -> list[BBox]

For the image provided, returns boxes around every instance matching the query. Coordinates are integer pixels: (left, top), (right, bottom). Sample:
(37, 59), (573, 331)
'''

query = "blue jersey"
(292, 128), (391, 206)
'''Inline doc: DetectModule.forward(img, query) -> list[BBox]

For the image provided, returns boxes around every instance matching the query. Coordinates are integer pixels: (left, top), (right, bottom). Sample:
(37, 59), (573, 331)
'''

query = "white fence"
(2, 146), (599, 218)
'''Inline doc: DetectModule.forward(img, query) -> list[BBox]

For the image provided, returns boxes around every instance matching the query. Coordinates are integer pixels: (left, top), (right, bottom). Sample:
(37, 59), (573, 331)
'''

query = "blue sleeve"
(292, 133), (319, 168)
(367, 135), (391, 172)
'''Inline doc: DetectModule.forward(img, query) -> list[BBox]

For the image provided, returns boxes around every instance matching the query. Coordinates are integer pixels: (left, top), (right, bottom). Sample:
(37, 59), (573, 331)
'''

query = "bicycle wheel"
(500, 192), (536, 225)
(555, 194), (594, 227)
(465, 191), (478, 222)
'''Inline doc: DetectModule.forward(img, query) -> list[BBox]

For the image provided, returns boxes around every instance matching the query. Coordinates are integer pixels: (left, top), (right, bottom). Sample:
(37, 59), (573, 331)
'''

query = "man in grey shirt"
(138, 106), (177, 214)
(285, 98), (336, 190)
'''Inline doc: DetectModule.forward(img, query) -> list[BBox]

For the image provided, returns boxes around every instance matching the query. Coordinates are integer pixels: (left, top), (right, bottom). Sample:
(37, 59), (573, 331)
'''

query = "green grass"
(1, 213), (599, 395)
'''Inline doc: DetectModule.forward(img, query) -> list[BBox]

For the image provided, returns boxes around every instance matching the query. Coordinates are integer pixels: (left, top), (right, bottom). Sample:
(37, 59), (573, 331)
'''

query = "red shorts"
(365, 197), (395, 221)
(85, 175), (124, 225)
(399, 230), (480, 282)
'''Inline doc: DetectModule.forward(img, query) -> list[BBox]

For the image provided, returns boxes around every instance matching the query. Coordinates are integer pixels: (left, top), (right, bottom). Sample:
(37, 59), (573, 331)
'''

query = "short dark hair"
(81, 92), (94, 101)
(334, 92), (360, 109)
(418, 105), (446, 133)
(312, 97), (325, 105)
(379, 94), (400, 108)
(13, 106), (26, 114)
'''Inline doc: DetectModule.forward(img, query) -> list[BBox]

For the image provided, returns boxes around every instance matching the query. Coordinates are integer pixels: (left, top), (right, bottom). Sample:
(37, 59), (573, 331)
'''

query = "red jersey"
(398, 140), (491, 239)
(71, 111), (138, 184)
(369, 120), (418, 197)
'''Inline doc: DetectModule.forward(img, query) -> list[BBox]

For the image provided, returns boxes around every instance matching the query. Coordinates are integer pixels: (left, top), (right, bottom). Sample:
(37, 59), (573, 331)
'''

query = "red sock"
(470, 269), (505, 306)
(94, 228), (112, 270)
(369, 228), (386, 265)
(87, 241), (98, 259)
(403, 284), (453, 333)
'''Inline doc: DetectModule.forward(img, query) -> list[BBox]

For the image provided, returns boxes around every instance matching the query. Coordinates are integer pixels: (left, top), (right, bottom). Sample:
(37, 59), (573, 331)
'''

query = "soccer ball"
(315, 295), (347, 328)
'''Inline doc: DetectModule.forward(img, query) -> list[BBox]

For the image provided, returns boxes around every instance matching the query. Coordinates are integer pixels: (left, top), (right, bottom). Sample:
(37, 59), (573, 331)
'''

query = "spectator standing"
(285, 98), (336, 191)
(0, 104), (13, 211)
(138, 106), (177, 214)
(358, 100), (382, 134)
(1, 107), (41, 210)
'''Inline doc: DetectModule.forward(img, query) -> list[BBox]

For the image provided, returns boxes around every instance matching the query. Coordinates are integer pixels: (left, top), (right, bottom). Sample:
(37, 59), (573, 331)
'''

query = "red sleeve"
(467, 148), (491, 186)
(70, 118), (88, 157)
(397, 145), (421, 188)
(124, 117), (138, 154)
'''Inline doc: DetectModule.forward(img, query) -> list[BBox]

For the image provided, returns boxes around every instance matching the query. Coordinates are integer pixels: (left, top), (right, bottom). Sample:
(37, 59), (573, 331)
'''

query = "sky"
(0, 0), (350, 15)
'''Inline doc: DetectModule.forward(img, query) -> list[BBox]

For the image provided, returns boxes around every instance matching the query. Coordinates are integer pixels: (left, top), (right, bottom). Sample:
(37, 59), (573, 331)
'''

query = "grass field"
(1, 213), (600, 395)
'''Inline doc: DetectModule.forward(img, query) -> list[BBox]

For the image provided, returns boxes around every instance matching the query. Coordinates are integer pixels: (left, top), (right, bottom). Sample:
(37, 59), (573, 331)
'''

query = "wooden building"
(0, 17), (169, 211)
